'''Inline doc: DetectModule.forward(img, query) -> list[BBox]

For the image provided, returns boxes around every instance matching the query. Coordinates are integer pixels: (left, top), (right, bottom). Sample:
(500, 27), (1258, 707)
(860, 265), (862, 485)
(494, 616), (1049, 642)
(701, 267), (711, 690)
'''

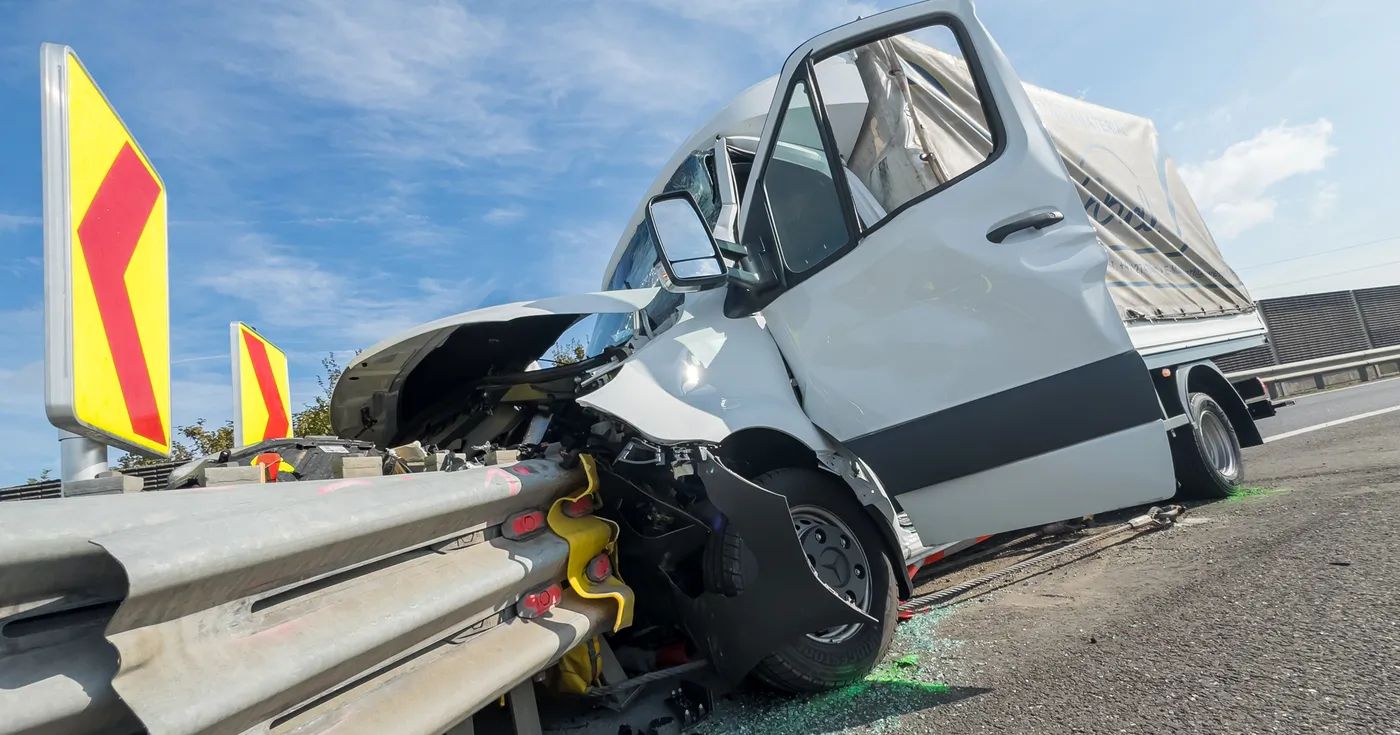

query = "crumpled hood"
(330, 289), (660, 448)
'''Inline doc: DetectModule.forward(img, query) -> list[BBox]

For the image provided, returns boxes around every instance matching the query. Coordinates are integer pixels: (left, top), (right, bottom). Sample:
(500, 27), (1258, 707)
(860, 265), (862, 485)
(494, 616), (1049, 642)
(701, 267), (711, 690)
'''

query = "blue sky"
(1, 0), (1397, 483)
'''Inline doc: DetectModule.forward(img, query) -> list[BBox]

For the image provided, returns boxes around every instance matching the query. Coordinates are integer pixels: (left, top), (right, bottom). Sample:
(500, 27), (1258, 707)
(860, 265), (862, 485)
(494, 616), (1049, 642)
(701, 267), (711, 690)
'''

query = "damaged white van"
(332, 0), (1275, 691)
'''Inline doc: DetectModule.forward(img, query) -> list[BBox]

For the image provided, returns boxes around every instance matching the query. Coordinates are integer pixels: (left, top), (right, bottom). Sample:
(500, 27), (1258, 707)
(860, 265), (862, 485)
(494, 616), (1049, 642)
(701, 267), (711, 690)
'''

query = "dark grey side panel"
(846, 351), (1161, 496)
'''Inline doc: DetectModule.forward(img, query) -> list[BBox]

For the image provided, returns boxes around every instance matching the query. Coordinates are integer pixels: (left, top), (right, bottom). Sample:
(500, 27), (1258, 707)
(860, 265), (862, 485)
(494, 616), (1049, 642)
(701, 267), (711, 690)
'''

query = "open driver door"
(727, 0), (1177, 546)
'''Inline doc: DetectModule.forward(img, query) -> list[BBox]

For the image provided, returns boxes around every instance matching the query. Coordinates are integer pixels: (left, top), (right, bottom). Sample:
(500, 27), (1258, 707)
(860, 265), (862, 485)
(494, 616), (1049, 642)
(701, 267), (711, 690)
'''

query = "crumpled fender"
(581, 291), (915, 602)
(578, 290), (832, 452)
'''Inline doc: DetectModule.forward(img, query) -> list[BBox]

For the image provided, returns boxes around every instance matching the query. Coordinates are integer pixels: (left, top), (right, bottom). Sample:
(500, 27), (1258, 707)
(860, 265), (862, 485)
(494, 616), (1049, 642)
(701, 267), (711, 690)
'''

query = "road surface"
(696, 379), (1400, 735)
(1260, 375), (1400, 440)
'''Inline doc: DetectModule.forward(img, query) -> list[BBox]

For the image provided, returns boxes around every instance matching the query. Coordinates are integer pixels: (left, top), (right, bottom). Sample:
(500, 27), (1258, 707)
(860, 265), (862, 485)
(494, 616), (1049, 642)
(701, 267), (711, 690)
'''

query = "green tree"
(293, 352), (348, 437)
(547, 338), (588, 366)
(26, 469), (53, 484)
(115, 419), (235, 469)
(175, 419), (236, 457)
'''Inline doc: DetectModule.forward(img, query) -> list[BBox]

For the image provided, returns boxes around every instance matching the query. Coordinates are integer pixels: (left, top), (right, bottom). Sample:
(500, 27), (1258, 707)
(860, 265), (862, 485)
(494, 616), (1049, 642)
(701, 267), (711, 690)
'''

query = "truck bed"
(1126, 311), (1269, 369)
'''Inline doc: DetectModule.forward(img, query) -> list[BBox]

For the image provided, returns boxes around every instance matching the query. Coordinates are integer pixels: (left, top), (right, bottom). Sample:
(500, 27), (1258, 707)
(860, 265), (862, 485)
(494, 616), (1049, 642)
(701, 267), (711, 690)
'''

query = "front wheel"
(703, 466), (898, 693)
(1172, 391), (1245, 499)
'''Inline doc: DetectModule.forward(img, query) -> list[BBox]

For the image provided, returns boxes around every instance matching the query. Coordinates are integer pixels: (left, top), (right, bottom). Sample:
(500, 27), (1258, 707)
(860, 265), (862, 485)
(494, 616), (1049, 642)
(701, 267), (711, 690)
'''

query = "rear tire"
(703, 467), (898, 693)
(1172, 392), (1245, 499)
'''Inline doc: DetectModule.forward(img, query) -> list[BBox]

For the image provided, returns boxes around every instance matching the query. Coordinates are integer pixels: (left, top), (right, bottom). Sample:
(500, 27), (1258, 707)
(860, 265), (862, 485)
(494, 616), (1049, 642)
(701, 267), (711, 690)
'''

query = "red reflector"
(563, 496), (594, 518)
(254, 453), (282, 481)
(517, 583), (563, 619)
(503, 509), (545, 540)
(585, 553), (612, 583)
(898, 609), (914, 622)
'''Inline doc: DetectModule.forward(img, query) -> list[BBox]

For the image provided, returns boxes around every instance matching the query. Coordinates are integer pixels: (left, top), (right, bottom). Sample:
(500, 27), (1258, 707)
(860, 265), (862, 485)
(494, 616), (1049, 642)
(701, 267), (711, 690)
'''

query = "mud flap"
(675, 454), (875, 684)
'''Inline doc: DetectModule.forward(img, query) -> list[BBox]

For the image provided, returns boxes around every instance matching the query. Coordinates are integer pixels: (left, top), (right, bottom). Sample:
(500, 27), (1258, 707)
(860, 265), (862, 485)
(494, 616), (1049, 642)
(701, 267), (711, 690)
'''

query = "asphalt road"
(697, 382), (1400, 735)
(1260, 376), (1400, 440)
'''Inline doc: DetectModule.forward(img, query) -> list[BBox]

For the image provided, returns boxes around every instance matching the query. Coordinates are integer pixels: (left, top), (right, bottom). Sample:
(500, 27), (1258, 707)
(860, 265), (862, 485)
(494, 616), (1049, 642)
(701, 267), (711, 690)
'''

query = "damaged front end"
(328, 290), (877, 687)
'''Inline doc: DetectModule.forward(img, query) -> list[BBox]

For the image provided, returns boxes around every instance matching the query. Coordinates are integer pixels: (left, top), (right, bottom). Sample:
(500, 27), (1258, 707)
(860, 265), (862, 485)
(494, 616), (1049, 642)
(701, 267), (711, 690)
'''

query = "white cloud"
(629, 0), (881, 53)
(1309, 181), (1340, 222)
(1179, 119), (1336, 238)
(198, 233), (495, 347)
(224, 0), (739, 168)
(237, 0), (529, 164)
(0, 307), (44, 358)
(483, 205), (526, 225)
(0, 213), (40, 230)
(548, 223), (622, 295)
(0, 360), (57, 486)
(0, 360), (45, 417)
(1167, 95), (1251, 137)
(1208, 200), (1277, 239)
(217, 0), (893, 172)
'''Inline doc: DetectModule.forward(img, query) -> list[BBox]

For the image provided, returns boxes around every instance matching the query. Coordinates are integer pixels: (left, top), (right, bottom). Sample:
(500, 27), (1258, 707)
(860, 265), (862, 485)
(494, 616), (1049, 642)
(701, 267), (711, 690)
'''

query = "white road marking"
(1263, 404), (1400, 443)
(1282, 377), (1400, 403)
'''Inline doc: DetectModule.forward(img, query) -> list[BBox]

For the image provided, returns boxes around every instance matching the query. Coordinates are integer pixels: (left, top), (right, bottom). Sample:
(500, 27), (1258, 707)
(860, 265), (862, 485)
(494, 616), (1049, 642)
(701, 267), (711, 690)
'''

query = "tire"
(1172, 391), (1245, 500)
(703, 466), (898, 693)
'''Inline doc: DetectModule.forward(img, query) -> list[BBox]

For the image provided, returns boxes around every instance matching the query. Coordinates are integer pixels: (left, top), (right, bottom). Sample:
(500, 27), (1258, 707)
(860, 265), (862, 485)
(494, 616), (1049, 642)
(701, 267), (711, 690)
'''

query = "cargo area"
(836, 34), (1257, 323)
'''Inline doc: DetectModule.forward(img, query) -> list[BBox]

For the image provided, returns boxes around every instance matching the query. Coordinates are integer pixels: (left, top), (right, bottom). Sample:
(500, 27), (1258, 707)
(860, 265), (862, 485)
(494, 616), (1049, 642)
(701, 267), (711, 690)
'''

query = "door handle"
(986, 208), (1064, 243)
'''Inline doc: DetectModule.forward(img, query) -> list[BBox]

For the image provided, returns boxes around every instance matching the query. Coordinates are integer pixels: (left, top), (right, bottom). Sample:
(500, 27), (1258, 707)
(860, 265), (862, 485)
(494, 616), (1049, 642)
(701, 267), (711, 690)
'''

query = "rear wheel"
(704, 466), (898, 693)
(1172, 391), (1245, 499)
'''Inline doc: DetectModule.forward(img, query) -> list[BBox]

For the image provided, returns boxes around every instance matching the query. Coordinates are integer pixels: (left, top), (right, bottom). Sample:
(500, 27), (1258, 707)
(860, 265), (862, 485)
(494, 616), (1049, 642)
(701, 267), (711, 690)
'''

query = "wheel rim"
(790, 504), (872, 645)
(1198, 409), (1240, 480)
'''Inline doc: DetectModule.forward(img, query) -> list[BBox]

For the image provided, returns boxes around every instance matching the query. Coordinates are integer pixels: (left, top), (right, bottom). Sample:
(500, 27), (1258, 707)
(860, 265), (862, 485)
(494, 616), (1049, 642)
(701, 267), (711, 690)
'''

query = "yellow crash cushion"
(546, 454), (635, 633)
(553, 636), (604, 695)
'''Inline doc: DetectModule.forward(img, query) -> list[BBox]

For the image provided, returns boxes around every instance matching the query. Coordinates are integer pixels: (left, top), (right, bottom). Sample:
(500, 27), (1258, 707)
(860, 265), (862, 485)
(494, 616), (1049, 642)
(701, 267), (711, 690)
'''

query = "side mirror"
(646, 191), (729, 293)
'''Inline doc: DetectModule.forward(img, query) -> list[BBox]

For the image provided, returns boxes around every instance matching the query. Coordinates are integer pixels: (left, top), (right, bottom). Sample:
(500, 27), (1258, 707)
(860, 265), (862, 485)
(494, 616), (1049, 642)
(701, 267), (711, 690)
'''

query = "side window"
(762, 80), (851, 274)
(820, 23), (999, 225)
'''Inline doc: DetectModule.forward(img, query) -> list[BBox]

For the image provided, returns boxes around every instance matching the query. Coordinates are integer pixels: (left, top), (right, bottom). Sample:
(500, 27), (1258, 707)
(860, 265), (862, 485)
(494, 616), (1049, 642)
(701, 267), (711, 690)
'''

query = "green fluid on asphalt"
(698, 605), (963, 733)
(1225, 486), (1286, 502)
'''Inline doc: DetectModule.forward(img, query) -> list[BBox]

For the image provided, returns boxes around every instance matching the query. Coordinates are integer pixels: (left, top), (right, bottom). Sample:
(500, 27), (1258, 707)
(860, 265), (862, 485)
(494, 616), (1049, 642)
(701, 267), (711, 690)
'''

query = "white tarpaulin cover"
(845, 36), (1254, 322)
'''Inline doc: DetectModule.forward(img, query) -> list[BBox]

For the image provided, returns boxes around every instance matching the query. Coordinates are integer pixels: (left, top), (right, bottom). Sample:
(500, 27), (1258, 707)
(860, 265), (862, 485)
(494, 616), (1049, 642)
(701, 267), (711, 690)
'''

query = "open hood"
(330, 289), (660, 448)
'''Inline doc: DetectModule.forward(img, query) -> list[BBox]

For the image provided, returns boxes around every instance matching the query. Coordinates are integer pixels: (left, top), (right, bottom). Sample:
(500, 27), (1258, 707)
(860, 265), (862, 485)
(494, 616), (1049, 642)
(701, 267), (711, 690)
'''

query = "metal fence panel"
(1212, 344), (1276, 374)
(1259, 291), (1372, 365)
(1356, 285), (1400, 348)
(0, 483), (61, 502)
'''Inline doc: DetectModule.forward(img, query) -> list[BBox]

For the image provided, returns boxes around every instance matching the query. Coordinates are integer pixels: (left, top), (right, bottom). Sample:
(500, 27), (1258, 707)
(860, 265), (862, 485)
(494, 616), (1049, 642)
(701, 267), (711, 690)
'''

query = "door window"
(763, 80), (852, 274)
(739, 19), (1003, 298)
(816, 23), (1000, 229)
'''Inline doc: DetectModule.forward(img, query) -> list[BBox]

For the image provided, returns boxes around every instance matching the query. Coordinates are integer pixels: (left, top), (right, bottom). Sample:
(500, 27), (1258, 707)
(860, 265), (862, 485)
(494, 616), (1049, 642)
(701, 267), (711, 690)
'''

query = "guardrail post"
(1349, 290), (1376, 350)
(508, 681), (543, 735)
(1259, 304), (1283, 367)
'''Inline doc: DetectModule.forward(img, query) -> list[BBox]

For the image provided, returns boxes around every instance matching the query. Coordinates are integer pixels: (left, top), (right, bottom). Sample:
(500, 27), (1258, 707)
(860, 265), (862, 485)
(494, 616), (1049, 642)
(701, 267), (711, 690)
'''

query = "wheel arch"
(718, 427), (914, 600)
(1171, 361), (1263, 448)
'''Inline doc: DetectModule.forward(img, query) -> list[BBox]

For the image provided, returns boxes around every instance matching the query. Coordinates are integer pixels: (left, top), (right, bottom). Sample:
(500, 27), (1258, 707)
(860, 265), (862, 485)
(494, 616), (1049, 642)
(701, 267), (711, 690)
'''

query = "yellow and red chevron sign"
(42, 44), (171, 456)
(231, 322), (293, 448)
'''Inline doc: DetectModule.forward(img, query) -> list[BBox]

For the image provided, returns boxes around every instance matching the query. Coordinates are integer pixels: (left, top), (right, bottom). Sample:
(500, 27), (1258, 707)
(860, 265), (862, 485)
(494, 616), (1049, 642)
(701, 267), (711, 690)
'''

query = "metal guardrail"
(0, 458), (614, 735)
(1226, 345), (1400, 399)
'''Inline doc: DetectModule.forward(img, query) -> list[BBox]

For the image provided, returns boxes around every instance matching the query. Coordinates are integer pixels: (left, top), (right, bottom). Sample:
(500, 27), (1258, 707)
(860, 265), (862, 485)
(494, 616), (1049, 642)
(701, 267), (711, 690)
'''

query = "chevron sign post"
(42, 44), (171, 485)
(231, 322), (293, 448)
